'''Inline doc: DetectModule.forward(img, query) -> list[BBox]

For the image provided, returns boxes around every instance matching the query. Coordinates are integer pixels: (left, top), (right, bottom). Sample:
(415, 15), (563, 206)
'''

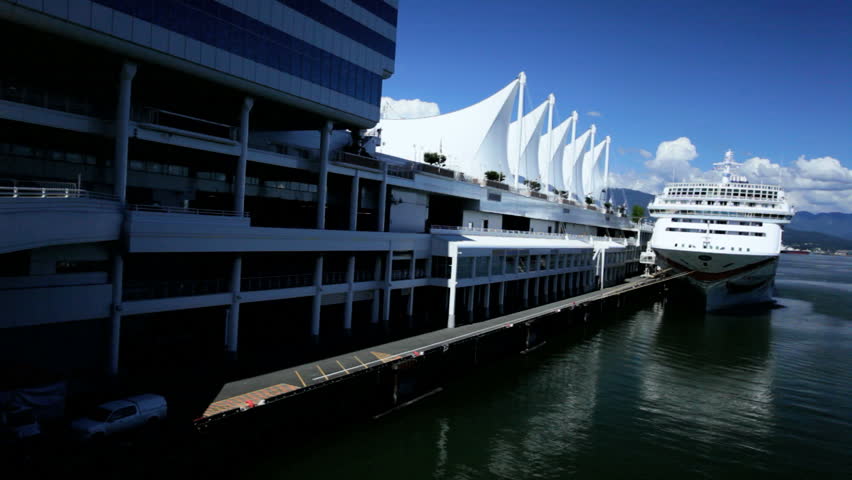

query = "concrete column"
(377, 162), (388, 232)
(344, 255), (355, 333)
(316, 120), (333, 229)
(534, 276), (541, 303)
(349, 171), (359, 231)
(371, 255), (381, 323)
(383, 250), (392, 321)
(466, 285), (475, 314)
(484, 283), (491, 316)
(226, 255), (242, 357)
(407, 288), (415, 317)
(311, 255), (324, 338)
(407, 254), (416, 317)
(234, 97), (254, 214)
(113, 61), (137, 204)
(498, 282), (506, 314)
(447, 249), (459, 328)
(107, 254), (123, 376)
(523, 277), (530, 306)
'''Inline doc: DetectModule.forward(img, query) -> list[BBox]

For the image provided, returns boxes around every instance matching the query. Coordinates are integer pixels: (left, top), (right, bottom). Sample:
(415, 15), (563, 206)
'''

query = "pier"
(194, 270), (690, 431)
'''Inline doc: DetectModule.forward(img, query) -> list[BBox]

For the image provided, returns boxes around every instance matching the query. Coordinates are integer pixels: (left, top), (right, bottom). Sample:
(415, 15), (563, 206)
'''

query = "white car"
(71, 394), (167, 440)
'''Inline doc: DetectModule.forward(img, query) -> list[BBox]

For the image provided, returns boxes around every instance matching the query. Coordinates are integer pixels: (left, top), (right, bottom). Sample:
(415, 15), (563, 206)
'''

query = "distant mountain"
(608, 188), (655, 216)
(782, 227), (852, 251)
(790, 212), (852, 238)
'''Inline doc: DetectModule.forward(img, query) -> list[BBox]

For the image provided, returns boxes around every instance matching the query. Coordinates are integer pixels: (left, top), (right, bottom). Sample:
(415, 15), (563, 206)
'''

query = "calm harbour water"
(238, 254), (851, 479)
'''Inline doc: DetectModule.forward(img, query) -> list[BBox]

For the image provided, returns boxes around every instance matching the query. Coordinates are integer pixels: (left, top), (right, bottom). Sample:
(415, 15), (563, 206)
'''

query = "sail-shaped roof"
(538, 116), (574, 192)
(583, 138), (608, 201)
(564, 128), (593, 201)
(508, 99), (549, 183)
(376, 78), (520, 179)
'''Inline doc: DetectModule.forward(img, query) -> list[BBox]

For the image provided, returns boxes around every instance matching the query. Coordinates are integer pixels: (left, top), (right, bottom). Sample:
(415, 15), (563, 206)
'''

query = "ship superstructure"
(648, 150), (794, 309)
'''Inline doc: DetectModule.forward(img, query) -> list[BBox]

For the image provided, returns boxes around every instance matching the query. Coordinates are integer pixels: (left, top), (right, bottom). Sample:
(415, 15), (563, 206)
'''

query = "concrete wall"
(462, 210), (502, 230)
(530, 218), (556, 233)
(1, 283), (112, 328)
(389, 188), (428, 233)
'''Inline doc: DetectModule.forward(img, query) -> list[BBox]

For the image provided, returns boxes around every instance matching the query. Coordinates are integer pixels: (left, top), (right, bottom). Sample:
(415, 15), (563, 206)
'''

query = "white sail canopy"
(538, 116), (574, 192)
(508, 99), (549, 183)
(564, 128), (592, 201)
(376, 78), (520, 179)
(583, 138), (608, 201)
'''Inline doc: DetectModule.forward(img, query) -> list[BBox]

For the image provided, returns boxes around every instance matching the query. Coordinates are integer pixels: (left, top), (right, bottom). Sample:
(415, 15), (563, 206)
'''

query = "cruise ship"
(0, 1), (646, 412)
(647, 150), (794, 310)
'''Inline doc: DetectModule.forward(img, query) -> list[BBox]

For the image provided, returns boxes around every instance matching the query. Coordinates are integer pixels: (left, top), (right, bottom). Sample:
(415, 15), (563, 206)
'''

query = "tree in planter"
(618, 204), (627, 216)
(423, 152), (446, 167)
(603, 201), (612, 213)
(484, 171), (505, 182)
(524, 179), (542, 192)
(584, 195), (594, 207)
(631, 205), (646, 222)
(553, 189), (570, 199)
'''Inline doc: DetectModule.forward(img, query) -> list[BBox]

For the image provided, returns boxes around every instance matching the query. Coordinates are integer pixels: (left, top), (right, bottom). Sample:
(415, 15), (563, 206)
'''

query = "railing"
(136, 107), (237, 140)
(249, 139), (318, 160)
(387, 165), (415, 179)
(241, 273), (313, 292)
(0, 184), (117, 201)
(664, 182), (782, 190)
(123, 278), (229, 301)
(391, 269), (410, 281)
(431, 225), (571, 240)
(337, 152), (382, 170)
(127, 204), (249, 217)
(0, 79), (101, 117)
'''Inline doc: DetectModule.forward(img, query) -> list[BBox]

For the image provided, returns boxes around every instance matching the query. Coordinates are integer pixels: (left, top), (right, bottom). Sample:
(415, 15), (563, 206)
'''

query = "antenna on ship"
(714, 149), (742, 184)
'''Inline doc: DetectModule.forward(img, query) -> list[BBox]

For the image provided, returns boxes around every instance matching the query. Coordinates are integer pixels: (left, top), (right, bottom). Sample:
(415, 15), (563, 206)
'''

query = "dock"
(194, 270), (690, 430)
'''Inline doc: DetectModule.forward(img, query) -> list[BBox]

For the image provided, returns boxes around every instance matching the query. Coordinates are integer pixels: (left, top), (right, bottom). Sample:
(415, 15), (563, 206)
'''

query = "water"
(236, 254), (852, 478)
(16, 255), (852, 478)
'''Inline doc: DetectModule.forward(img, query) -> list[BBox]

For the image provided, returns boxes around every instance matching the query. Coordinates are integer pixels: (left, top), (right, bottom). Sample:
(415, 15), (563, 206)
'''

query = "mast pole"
(546, 93), (554, 194)
(515, 72), (526, 189)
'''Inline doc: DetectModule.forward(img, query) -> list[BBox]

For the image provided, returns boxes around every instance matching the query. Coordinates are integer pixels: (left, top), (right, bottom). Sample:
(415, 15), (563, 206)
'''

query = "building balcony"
(0, 184), (122, 254)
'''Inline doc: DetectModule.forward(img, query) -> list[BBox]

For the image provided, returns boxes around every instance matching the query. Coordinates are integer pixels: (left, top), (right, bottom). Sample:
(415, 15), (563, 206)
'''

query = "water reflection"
(637, 300), (775, 470)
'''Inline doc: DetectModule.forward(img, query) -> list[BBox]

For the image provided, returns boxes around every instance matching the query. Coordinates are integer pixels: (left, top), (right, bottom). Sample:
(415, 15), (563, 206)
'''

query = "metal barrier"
(241, 274), (313, 292)
(123, 278), (228, 301)
(0, 185), (117, 201)
(128, 204), (248, 217)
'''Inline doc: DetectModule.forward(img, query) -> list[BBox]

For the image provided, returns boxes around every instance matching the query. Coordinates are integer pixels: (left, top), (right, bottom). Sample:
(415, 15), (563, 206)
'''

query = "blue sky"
(381, 1), (852, 212)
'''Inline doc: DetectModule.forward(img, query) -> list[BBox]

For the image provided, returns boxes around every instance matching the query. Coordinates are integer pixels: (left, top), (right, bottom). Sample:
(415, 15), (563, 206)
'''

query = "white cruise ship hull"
(653, 248), (778, 311)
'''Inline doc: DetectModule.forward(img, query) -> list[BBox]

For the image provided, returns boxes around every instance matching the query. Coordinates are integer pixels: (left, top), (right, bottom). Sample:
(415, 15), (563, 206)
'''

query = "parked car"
(1, 406), (41, 443)
(71, 394), (167, 440)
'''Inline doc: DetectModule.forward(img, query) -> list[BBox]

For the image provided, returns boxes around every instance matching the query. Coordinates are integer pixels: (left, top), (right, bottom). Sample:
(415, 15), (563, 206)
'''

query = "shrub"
(524, 179), (541, 192)
(484, 171), (505, 182)
(423, 152), (446, 167)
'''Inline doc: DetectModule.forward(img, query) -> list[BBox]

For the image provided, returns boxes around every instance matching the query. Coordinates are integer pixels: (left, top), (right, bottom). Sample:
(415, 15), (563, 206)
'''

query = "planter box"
(485, 180), (509, 191)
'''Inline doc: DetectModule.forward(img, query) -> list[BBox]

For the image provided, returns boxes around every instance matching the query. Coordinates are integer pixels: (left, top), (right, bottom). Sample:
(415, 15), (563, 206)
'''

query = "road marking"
(317, 364), (328, 381)
(294, 370), (307, 387)
(371, 351), (394, 363)
(354, 355), (368, 369)
(336, 360), (350, 374)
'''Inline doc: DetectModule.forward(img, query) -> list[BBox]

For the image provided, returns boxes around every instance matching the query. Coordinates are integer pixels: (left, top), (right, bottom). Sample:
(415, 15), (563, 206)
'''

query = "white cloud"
(645, 137), (698, 171)
(639, 149), (652, 159)
(380, 97), (440, 120)
(586, 111), (602, 117)
(610, 136), (852, 212)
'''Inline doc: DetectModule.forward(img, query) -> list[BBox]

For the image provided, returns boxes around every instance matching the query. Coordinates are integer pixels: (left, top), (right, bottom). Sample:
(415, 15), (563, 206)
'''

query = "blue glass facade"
(275, 0), (396, 58)
(351, 0), (398, 27)
(93, 0), (388, 106)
